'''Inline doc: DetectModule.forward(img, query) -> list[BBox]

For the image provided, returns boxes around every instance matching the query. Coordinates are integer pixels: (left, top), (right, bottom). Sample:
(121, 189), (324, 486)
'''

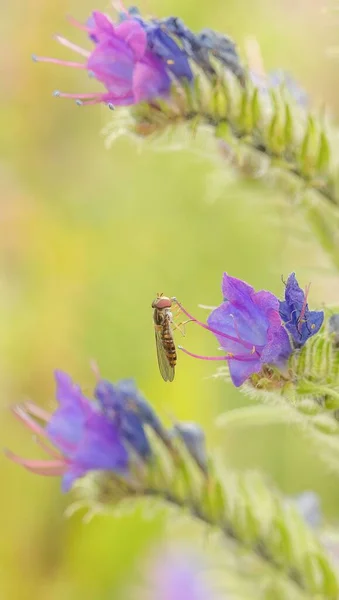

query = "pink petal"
(116, 20), (147, 60)
(133, 59), (169, 103)
(92, 11), (115, 36)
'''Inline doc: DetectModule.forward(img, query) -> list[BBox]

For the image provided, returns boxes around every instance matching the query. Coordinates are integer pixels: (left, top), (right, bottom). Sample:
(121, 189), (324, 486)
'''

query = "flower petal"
(116, 20), (147, 60)
(133, 53), (171, 102)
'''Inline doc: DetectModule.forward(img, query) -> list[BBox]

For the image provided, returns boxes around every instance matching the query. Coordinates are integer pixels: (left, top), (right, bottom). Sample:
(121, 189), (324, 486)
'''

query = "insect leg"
(172, 319), (194, 336)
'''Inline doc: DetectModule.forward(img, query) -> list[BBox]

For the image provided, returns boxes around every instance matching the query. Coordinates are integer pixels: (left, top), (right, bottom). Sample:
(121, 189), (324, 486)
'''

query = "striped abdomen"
(161, 313), (177, 367)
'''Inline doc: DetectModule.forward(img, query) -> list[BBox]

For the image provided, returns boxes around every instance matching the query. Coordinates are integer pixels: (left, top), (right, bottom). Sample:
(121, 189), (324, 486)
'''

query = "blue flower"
(279, 273), (324, 345)
(145, 24), (193, 81)
(7, 371), (160, 492)
(94, 378), (154, 459)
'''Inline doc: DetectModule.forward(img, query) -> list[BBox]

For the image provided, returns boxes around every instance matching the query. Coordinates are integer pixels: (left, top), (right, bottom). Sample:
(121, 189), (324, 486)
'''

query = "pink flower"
(33, 11), (171, 106)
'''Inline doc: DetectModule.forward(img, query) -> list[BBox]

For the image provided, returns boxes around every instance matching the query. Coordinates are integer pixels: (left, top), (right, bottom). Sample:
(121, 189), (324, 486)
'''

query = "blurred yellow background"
(2, 0), (339, 598)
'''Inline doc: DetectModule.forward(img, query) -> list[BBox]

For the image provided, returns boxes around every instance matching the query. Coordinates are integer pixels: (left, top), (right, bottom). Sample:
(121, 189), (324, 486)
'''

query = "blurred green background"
(2, 0), (339, 598)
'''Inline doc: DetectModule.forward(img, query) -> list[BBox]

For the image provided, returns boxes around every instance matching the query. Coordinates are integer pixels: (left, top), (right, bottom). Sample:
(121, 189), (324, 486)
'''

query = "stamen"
(31, 55), (86, 68)
(33, 436), (63, 460)
(90, 360), (101, 381)
(172, 298), (263, 352)
(112, 0), (129, 15)
(178, 346), (229, 361)
(53, 91), (103, 100)
(178, 346), (259, 362)
(67, 15), (92, 32)
(11, 405), (47, 437)
(54, 35), (90, 58)
(23, 401), (53, 422)
(4, 450), (66, 476)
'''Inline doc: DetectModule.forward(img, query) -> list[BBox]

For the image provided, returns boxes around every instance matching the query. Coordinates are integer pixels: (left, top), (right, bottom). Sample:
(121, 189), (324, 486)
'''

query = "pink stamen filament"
(54, 36), (90, 58)
(54, 92), (103, 99)
(5, 450), (67, 476)
(23, 401), (53, 422)
(33, 56), (86, 68)
(178, 346), (259, 362)
(67, 15), (92, 32)
(11, 405), (47, 437)
(12, 403), (76, 455)
(34, 436), (64, 460)
(172, 298), (263, 354)
(112, 1), (129, 15)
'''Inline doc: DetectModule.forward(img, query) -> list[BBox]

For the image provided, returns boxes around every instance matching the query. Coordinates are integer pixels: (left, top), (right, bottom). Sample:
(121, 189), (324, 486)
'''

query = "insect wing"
(154, 328), (175, 382)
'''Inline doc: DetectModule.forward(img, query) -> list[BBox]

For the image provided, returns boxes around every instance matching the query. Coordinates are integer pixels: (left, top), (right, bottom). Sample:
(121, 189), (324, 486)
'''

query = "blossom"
(279, 273), (324, 345)
(174, 273), (292, 387)
(6, 371), (157, 492)
(33, 11), (171, 106)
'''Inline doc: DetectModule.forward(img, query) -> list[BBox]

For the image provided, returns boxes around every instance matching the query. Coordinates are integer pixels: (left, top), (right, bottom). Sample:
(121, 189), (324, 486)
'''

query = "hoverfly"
(152, 294), (177, 382)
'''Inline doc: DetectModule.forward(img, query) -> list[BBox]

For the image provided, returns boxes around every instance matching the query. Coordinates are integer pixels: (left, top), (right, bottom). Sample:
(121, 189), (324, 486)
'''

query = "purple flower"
(6, 371), (158, 492)
(33, 11), (171, 106)
(279, 273), (324, 345)
(174, 274), (292, 387)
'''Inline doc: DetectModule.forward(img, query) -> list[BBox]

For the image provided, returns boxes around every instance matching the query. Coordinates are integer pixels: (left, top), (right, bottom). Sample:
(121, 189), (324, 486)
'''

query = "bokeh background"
(2, 0), (339, 598)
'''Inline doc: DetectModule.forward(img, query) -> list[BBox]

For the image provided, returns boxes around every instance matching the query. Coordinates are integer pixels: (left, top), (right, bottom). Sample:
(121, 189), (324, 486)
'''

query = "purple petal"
(253, 289), (279, 313)
(48, 371), (93, 454)
(133, 53), (171, 102)
(207, 302), (267, 350)
(228, 356), (261, 387)
(260, 310), (292, 364)
(92, 11), (115, 37)
(222, 273), (255, 305)
(72, 412), (128, 473)
(87, 39), (134, 96)
(116, 20), (147, 60)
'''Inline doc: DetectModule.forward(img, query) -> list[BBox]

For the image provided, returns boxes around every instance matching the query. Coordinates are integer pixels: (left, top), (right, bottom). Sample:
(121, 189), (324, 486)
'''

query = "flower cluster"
(7, 370), (206, 492)
(175, 272), (324, 387)
(32, 5), (243, 107)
